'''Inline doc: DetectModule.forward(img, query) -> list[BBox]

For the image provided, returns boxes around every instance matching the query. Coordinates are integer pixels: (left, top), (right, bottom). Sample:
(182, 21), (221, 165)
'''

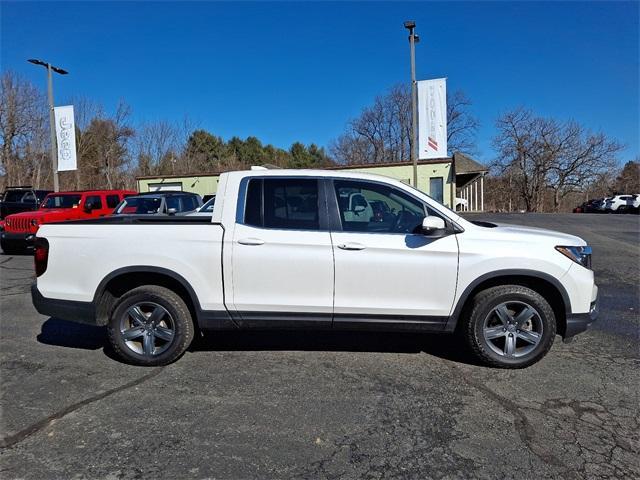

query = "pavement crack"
(0, 367), (164, 449)
(451, 364), (573, 475)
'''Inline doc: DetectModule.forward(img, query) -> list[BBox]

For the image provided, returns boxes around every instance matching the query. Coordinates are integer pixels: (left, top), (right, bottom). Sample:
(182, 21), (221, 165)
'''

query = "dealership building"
(136, 152), (488, 211)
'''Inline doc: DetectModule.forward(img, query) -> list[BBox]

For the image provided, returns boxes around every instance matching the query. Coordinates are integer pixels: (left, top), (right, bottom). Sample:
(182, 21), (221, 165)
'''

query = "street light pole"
(28, 59), (68, 192)
(46, 64), (59, 192)
(404, 21), (420, 189)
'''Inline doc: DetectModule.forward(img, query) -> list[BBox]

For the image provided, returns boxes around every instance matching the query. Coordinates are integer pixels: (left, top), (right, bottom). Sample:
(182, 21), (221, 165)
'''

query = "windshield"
(199, 196), (215, 213)
(42, 194), (82, 209)
(115, 196), (163, 214)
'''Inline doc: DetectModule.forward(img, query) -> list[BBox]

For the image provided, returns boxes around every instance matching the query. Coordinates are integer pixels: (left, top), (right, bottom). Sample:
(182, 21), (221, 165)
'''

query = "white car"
(32, 169), (598, 368)
(604, 194), (639, 213)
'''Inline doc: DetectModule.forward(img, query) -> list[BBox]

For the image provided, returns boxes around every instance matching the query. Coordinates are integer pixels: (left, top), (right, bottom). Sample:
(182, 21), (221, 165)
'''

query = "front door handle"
(337, 242), (366, 251)
(238, 238), (265, 246)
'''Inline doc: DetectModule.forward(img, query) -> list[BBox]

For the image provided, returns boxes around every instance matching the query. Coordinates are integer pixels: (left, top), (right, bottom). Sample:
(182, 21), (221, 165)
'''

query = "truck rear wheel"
(107, 285), (194, 366)
(464, 285), (556, 368)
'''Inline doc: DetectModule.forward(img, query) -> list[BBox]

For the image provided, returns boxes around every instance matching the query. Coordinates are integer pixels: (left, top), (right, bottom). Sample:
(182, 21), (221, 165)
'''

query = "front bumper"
(564, 295), (599, 340)
(31, 283), (97, 325)
(1, 231), (36, 249)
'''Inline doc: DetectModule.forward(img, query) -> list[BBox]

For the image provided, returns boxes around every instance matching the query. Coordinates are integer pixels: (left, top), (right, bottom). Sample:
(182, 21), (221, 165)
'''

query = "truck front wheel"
(464, 285), (556, 368)
(107, 285), (195, 366)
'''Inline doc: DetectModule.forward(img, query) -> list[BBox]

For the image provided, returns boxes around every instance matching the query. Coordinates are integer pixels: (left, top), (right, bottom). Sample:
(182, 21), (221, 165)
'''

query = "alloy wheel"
(482, 301), (543, 358)
(119, 302), (175, 356)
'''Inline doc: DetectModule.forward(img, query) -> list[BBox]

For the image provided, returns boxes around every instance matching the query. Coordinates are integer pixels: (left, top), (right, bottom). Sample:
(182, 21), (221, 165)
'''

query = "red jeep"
(1, 189), (136, 254)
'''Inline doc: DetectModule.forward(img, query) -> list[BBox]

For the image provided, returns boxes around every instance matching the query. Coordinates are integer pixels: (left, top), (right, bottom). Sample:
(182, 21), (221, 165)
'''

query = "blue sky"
(2, 1), (638, 163)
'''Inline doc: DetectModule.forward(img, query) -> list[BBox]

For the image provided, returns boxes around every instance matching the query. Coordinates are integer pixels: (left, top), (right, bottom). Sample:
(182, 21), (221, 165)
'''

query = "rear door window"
(166, 196), (180, 212)
(243, 178), (320, 230)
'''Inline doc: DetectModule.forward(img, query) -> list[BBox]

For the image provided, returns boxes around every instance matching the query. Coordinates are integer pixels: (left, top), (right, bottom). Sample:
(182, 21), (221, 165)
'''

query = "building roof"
(134, 155), (494, 182)
(135, 158), (454, 181)
(326, 158), (452, 170)
(453, 152), (488, 174)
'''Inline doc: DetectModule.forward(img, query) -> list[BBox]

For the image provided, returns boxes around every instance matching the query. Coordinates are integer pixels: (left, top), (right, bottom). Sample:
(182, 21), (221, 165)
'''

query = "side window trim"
(237, 176), (328, 232)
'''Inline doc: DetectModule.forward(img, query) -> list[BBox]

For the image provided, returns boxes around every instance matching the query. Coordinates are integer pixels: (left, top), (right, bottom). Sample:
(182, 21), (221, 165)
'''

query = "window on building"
(429, 177), (444, 203)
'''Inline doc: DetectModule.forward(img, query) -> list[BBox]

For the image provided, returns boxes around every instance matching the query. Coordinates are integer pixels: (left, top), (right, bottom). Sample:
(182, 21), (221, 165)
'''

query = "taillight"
(34, 237), (49, 277)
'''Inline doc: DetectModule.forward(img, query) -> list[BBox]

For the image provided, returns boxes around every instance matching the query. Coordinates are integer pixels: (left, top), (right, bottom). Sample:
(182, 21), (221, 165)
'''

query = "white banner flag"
(417, 78), (447, 159)
(54, 105), (77, 171)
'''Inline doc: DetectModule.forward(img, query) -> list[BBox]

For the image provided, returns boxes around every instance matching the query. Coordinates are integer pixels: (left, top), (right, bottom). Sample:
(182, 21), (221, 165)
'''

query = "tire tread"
(464, 285), (556, 369)
(107, 285), (194, 366)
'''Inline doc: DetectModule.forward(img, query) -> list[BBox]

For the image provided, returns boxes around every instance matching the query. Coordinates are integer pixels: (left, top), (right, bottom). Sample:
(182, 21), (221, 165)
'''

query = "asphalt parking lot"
(1, 213), (638, 479)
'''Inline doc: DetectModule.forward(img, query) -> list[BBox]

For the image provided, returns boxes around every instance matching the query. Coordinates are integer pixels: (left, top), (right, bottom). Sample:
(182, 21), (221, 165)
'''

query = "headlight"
(555, 245), (592, 269)
(30, 219), (39, 227)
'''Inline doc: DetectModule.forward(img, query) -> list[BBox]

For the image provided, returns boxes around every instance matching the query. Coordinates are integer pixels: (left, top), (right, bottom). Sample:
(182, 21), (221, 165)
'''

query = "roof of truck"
(221, 168), (416, 183)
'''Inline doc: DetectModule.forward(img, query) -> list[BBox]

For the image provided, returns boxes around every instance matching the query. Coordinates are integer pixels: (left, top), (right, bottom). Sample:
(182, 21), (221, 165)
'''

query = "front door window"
(333, 180), (426, 234)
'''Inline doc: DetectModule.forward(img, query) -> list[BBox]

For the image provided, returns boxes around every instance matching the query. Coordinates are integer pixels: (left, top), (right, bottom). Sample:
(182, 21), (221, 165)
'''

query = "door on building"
(149, 182), (183, 192)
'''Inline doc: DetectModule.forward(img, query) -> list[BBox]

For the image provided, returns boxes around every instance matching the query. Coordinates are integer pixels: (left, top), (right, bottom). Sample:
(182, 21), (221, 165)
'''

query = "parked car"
(604, 194), (639, 213)
(573, 198), (604, 213)
(32, 169), (598, 368)
(0, 186), (52, 219)
(1, 189), (135, 254)
(113, 192), (202, 216)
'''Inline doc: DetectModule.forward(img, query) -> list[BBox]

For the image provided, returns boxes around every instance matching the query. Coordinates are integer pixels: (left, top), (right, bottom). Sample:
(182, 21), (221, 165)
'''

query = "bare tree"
(77, 100), (134, 190)
(447, 90), (480, 155)
(493, 108), (623, 212)
(0, 71), (49, 188)
(135, 120), (180, 176)
(65, 96), (104, 190)
(331, 84), (478, 164)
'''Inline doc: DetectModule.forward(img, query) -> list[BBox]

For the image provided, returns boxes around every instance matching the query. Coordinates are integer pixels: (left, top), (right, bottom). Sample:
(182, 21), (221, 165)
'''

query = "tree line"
(1, 71), (637, 211)
(0, 72), (333, 192)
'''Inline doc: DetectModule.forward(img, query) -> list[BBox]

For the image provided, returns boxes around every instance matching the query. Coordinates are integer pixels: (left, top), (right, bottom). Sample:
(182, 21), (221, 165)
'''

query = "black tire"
(1, 240), (26, 255)
(464, 285), (556, 368)
(107, 285), (194, 366)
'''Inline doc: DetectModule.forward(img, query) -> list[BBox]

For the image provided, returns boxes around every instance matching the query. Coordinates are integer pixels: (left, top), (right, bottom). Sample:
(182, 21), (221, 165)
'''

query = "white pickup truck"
(31, 169), (598, 368)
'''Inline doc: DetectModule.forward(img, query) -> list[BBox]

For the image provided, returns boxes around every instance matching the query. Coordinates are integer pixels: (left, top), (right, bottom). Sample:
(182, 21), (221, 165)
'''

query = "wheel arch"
(93, 266), (202, 328)
(447, 270), (570, 337)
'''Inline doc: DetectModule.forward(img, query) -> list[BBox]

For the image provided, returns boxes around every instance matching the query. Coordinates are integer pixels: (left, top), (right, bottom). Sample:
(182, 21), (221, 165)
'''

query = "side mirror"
(421, 216), (446, 234)
(84, 201), (94, 213)
(167, 208), (177, 215)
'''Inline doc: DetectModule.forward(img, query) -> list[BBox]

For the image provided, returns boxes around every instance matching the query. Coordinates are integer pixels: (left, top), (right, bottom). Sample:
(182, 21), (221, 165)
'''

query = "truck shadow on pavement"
(37, 318), (106, 350)
(37, 318), (482, 366)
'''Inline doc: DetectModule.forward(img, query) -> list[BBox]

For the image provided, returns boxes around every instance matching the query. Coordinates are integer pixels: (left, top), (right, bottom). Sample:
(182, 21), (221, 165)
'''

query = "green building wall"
(137, 176), (220, 197)
(136, 161), (455, 207)
(343, 163), (454, 207)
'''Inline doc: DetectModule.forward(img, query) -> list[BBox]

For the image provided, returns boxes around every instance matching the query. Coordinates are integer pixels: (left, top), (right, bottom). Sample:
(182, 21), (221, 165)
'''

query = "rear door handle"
(337, 242), (366, 251)
(238, 237), (265, 246)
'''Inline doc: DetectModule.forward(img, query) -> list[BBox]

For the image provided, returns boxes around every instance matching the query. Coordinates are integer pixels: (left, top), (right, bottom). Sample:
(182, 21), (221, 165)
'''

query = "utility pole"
(404, 21), (420, 189)
(28, 59), (68, 192)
